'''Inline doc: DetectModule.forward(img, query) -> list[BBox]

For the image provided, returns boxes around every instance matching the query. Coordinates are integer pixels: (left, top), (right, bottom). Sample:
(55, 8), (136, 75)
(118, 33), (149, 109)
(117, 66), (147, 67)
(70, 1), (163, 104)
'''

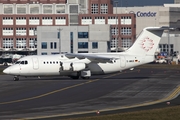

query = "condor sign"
(136, 11), (157, 17)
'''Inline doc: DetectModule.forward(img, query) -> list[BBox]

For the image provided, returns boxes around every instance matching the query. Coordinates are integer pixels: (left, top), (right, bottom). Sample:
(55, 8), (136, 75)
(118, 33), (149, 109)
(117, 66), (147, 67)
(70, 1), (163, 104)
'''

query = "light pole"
(168, 29), (170, 58)
(57, 27), (62, 54)
(114, 1), (118, 52)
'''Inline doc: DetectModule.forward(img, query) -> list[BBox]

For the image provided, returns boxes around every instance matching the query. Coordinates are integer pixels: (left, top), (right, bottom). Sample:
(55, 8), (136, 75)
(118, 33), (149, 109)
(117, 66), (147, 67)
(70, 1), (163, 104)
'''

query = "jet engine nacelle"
(71, 62), (86, 71)
(60, 62), (86, 71)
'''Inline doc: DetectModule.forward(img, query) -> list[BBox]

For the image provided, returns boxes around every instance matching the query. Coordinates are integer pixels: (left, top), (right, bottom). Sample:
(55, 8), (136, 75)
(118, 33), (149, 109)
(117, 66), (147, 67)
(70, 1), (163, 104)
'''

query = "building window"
(70, 32), (73, 53)
(41, 42), (47, 49)
(92, 42), (98, 49)
(29, 38), (37, 49)
(4, 4), (13, 14)
(100, 4), (108, 14)
(3, 28), (13, 36)
(111, 38), (118, 49)
(121, 16), (132, 25)
(78, 51), (88, 53)
(111, 27), (118, 35)
(91, 4), (98, 14)
(30, 4), (39, 14)
(43, 4), (52, 14)
(121, 27), (132, 35)
(16, 27), (26, 36)
(159, 44), (174, 55)
(121, 38), (132, 48)
(69, 5), (78, 13)
(54, 42), (57, 49)
(56, 5), (65, 13)
(50, 42), (57, 49)
(42, 52), (47, 55)
(16, 38), (26, 49)
(50, 42), (53, 49)
(78, 32), (88, 38)
(16, 4), (26, 14)
(3, 38), (13, 49)
(78, 42), (88, 49)
(57, 32), (60, 39)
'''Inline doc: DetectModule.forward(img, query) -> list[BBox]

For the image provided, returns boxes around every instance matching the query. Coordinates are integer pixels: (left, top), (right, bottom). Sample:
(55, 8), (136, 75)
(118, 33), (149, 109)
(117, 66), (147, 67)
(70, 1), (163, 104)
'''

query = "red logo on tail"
(140, 37), (154, 52)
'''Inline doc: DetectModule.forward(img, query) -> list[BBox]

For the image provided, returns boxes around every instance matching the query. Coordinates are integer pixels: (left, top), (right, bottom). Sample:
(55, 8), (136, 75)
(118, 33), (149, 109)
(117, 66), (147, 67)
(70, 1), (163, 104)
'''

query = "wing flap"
(65, 53), (118, 63)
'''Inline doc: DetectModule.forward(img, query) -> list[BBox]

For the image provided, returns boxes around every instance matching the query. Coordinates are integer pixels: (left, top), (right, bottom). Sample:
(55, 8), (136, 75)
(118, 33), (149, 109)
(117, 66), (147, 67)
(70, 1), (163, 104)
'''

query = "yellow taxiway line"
(17, 73), (180, 120)
(19, 85), (180, 120)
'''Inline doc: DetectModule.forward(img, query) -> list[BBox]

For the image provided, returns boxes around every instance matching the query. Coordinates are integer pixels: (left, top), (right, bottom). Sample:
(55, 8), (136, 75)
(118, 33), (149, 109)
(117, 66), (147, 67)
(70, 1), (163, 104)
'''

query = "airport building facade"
(116, 5), (180, 56)
(37, 25), (111, 55)
(0, 0), (136, 56)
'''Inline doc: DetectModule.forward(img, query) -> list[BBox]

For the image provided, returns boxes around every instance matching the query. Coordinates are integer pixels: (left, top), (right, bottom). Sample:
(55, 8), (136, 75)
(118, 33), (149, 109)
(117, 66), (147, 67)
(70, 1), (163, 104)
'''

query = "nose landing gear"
(13, 76), (19, 81)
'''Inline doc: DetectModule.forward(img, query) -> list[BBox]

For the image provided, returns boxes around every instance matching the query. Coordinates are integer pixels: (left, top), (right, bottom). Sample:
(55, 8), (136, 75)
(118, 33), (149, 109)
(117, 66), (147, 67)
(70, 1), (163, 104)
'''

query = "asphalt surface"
(0, 65), (180, 119)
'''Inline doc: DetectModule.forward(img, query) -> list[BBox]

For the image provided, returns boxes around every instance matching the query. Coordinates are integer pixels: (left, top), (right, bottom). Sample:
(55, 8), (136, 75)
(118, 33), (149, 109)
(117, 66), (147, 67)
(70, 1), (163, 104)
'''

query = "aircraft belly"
(89, 62), (120, 75)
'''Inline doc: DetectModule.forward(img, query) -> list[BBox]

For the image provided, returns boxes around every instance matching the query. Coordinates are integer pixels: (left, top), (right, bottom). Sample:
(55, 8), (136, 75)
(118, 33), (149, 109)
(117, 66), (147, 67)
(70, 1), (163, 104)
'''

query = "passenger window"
(25, 61), (28, 64)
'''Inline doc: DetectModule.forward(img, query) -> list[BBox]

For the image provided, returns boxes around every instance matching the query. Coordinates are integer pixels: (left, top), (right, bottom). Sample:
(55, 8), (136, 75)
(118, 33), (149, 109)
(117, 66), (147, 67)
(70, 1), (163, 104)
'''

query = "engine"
(60, 62), (86, 71)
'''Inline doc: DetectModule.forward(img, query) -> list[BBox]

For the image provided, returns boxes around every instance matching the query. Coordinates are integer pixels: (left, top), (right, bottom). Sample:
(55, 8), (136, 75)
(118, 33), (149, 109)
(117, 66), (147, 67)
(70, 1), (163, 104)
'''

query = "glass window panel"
(78, 32), (88, 38)
(92, 42), (98, 49)
(43, 4), (52, 14)
(4, 4), (13, 14)
(41, 42), (47, 49)
(56, 5), (65, 13)
(30, 4), (39, 14)
(78, 42), (88, 49)
(17, 4), (26, 14)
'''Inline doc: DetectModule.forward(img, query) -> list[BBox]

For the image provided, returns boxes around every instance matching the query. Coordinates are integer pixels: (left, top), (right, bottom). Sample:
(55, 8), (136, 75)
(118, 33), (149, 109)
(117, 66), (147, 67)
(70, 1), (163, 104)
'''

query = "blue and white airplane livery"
(3, 27), (165, 81)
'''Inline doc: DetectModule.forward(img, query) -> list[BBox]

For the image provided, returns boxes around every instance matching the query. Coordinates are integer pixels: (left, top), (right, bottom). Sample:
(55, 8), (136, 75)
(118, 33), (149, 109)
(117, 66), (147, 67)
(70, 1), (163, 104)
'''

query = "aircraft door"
(19, 63), (22, 74)
(120, 56), (126, 68)
(32, 57), (39, 70)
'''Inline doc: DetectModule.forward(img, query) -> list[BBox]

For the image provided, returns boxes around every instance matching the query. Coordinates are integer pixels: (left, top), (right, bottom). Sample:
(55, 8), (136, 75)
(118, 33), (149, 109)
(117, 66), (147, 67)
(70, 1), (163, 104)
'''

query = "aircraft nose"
(3, 68), (10, 74)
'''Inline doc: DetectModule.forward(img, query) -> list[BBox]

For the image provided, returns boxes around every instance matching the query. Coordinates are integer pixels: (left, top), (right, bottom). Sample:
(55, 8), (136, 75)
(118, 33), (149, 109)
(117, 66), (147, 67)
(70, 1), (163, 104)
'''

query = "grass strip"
(67, 106), (180, 120)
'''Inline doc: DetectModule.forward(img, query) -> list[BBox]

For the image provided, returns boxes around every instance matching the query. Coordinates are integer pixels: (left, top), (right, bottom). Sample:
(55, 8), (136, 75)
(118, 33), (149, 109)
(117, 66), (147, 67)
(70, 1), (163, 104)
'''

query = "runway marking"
(0, 79), (99, 105)
(19, 85), (180, 120)
(0, 71), (129, 105)
(17, 69), (180, 120)
(5, 68), (177, 120)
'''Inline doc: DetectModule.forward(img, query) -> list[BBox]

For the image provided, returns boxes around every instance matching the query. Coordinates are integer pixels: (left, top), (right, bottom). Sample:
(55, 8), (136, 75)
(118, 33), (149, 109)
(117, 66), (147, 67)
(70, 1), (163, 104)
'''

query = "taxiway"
(0, 65), (180, 119)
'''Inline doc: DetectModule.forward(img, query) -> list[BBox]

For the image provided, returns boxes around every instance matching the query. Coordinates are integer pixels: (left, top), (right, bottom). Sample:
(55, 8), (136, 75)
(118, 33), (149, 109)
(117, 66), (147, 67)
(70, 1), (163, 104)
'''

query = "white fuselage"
(4, 53), (154, 77)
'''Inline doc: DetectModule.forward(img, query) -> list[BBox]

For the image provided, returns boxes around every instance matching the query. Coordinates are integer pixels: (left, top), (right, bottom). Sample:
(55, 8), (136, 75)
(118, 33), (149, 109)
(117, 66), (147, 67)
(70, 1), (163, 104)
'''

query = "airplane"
(3, 27), (166, 81)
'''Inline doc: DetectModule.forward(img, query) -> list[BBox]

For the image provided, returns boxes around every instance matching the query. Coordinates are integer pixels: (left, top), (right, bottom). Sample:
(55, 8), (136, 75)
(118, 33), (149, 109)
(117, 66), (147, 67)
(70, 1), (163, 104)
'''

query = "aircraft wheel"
(13, 76), (19, 81)
(70, 76), (79, 79)
(81, 77), (90, 79)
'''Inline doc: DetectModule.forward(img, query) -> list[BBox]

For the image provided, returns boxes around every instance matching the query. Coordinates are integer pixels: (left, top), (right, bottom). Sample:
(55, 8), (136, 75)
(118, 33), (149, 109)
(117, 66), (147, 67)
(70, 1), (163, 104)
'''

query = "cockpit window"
(21, 61), (25, 64)
(15, 60), (28, 65)
(15, 61), (21, 64)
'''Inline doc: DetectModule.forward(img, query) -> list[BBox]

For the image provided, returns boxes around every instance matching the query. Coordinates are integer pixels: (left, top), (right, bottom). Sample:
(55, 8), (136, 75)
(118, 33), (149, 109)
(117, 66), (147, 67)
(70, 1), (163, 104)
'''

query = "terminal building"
(0, 0), (179, 57)
(116, 3), (180, 56)
(0, 0), (136, 56)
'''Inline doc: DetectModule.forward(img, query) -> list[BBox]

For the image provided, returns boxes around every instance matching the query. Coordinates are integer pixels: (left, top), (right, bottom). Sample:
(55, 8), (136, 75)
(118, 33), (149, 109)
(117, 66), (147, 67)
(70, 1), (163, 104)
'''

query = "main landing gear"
(13, 76), (19, 81)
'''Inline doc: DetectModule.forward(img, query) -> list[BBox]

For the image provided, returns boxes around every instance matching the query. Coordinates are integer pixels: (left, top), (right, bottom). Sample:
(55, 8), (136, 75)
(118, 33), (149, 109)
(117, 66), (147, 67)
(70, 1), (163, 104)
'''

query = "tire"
(13, 77), (19, 81)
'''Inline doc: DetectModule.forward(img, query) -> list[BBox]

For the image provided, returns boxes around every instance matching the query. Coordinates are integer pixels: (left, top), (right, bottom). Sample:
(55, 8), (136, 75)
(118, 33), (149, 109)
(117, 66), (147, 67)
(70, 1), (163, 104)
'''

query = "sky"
(114, 0), (174, 7)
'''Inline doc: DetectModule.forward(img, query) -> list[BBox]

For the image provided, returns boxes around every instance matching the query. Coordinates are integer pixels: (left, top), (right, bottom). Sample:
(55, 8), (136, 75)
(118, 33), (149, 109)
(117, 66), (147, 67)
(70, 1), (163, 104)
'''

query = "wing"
(65, 53), (119, 63)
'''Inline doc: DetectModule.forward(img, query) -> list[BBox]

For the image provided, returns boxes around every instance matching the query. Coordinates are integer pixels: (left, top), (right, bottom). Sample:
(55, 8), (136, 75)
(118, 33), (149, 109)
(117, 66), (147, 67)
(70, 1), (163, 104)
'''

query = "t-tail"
(125, 27), (165, 63)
